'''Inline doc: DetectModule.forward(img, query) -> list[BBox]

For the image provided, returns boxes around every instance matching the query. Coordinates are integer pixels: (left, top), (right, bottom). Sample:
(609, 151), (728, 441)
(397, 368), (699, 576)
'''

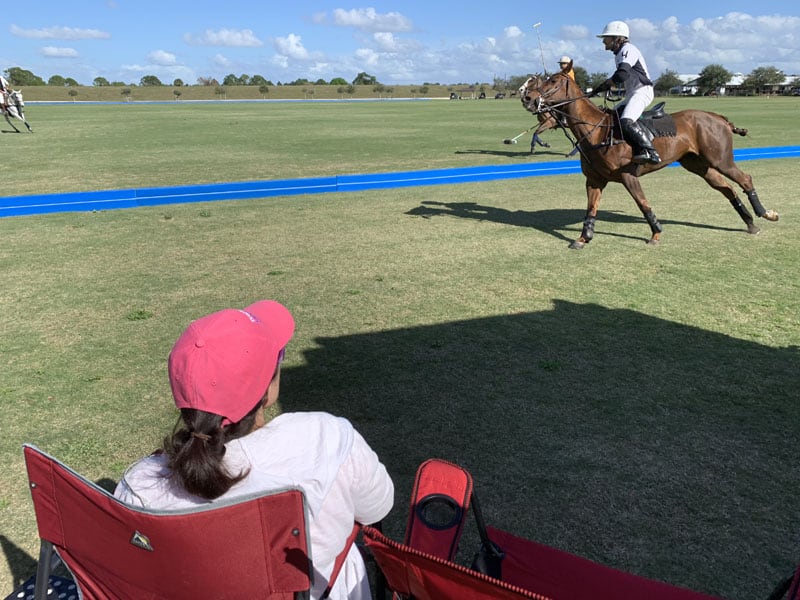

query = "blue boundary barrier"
(2, 146), (798, 218)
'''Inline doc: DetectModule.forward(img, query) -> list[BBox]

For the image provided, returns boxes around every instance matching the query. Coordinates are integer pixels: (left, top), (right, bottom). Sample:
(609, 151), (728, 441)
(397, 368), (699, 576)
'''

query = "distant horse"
(519, 74), (778, 249)
(2, 90), (33, 133)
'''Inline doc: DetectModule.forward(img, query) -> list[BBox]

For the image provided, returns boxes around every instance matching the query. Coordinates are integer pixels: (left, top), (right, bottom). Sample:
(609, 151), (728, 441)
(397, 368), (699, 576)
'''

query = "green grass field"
(1, 97), (799, 599)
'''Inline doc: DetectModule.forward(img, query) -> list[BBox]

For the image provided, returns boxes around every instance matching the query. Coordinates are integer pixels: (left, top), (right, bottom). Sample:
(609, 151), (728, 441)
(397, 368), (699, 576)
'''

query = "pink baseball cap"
(168, 300), (295, 425)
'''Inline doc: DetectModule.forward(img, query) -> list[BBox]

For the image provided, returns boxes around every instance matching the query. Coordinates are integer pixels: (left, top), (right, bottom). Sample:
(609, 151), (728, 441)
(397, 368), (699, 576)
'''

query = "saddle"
(608, 101), (677, 142)
(640, 102), (676, 137)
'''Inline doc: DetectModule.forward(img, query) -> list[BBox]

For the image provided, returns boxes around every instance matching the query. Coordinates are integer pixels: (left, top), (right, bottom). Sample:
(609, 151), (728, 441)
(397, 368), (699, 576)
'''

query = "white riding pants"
(619, 85), (654, 121)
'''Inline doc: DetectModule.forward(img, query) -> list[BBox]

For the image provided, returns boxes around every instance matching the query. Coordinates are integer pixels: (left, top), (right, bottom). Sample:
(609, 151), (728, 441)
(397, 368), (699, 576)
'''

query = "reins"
(524, 75), (616, 165)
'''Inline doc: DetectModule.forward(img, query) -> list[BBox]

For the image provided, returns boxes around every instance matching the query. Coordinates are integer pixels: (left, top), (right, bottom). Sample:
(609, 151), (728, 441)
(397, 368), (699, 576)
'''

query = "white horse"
(2, 89), (33, 132)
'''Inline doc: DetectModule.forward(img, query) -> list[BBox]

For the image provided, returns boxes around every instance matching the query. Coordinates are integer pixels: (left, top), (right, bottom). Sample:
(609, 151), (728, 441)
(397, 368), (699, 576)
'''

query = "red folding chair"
(364, 458), (799, 600)
(15, 443), (358, 600)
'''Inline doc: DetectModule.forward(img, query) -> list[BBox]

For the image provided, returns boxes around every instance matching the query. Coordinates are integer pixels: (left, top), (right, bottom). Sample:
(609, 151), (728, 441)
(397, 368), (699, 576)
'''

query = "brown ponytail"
(163, 400), (261, 500)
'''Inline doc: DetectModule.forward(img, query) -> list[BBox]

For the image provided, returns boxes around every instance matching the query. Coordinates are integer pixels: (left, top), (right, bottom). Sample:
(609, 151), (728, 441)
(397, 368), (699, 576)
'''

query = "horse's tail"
(723, 115), (748, 137)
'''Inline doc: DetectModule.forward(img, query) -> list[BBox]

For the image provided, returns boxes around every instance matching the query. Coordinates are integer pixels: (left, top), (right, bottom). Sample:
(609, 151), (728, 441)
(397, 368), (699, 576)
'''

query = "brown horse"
(519, 73), (778, 249)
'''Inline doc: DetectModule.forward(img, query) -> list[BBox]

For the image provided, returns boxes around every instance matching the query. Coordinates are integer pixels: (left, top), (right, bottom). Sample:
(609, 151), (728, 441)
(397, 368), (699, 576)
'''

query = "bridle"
(521, 74), (618, 166)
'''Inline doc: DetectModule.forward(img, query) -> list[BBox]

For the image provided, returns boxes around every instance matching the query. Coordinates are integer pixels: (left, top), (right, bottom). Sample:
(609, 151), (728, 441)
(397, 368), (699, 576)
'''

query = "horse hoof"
(761, 210), (779, 222)
(569, 240), (585, 250)
(646, 238), (660, 246)
(747, 224), (761, 235)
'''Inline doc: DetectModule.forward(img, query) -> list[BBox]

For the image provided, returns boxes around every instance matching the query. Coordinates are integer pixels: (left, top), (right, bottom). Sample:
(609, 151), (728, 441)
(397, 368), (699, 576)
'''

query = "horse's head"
(9, 89), (23, 106)
(521, 73), (579, 114)
(518, 76), (541, 113)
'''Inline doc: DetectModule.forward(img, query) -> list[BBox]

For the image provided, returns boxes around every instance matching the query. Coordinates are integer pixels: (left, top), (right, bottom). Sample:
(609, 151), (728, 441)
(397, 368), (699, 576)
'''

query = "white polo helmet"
(597, 20), (629, 38)
(559, 55), (572, 64)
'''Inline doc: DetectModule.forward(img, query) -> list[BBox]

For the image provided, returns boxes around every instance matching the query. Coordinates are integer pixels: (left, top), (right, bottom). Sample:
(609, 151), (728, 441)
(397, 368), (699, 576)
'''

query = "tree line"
(5, 64), (797, 95)
(2, 67), (384, 89)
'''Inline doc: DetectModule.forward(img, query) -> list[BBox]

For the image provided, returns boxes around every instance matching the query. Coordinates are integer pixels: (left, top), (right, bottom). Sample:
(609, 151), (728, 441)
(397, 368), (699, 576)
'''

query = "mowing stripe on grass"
(2, 145), (798, 218)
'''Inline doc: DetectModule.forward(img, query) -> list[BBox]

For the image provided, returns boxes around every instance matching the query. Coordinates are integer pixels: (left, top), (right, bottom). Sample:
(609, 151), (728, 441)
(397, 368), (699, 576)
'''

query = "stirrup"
(633, 150), (660, 165)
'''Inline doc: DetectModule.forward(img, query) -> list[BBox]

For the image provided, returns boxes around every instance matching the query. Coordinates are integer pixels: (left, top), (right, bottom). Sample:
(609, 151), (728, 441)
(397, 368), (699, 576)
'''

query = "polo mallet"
(503, 127), (530, 144)
(533, 22), (547, 75)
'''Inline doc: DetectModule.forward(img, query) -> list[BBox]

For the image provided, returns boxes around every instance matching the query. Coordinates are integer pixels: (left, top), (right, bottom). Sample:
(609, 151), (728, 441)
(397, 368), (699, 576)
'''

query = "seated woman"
(115, 300), (394, 600)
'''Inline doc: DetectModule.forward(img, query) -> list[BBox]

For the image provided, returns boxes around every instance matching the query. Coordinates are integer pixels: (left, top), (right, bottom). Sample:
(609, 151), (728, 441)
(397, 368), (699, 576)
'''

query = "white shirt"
(614, 41), (653, 98)
(115, 411), (394, 600)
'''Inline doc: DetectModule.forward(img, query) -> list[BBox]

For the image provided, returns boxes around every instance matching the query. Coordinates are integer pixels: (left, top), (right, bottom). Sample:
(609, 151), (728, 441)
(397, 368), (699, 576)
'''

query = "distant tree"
(214, 86), (226, 99)
(121, 88), (132, 100)
(337, 86), (345, 98)
(352, 72), (377, 85)
(654, 70), (683, 95)
(346, 84), (356, 97)
(68, 89), (78, 101)
(588, 71), (610, 91)
(5, 67), (45, 86)
(372, 83), (386, 97)
(173, 89), (182, 101)
(697, 64), (732, 95)
(250, 75), (268, 86)
(111, 81), (126, 86)
(314, 78), (327, 85)
(743, 66), (785, 93)
(173, 78), (184, 87)
(418, 85), (429, 96)
(197, 76), (219, 86)
(259, 85), (269, 98)
(573, 66), (589, 91)
(93, 76), (111, 86)
(140, 75), (163, 86)
(223, 74), (239, 86)
(290, 78), (310, 86)
(330, 77), (348, 86)
(65, 77), (79, 86)
(48, 75), (67, 86)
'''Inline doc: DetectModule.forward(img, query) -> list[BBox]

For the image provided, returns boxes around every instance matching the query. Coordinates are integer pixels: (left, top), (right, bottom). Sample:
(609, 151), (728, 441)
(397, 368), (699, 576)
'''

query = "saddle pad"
(643, 113), (677, 138)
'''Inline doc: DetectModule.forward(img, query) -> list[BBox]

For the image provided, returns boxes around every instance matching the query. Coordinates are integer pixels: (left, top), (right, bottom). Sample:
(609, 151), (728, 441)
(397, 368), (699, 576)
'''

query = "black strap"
(469, 491), (505, 579)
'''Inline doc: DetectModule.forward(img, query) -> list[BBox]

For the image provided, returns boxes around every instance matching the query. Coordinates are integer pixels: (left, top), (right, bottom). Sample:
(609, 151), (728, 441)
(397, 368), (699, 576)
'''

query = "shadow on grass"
(283, 300), (799, 599)
(0, 535), (37, 591)
(454, 148), (570, 158)
(5, 303), (796, 599)
(406, 200), (745, 244)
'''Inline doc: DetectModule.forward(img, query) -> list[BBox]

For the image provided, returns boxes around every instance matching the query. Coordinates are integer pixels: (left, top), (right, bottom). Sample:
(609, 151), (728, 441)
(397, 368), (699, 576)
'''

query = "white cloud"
(273, 33), (322, 61)
(40, 46), (79, 58)
(330, 8), (412, 32)
(354, 47), (380, 67)
(560, 25), (590, 40)
(504, 26), (523, 39)
(213, 54), (232, 68)
(147, 50), (177, 66)
(11, 24), (109, 40)
(183, 28), (262, 47)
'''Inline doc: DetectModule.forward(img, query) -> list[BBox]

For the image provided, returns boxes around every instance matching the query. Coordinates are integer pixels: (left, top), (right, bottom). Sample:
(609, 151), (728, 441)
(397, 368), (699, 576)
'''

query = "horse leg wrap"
(644, 210), (663, 234)
(729, 196), (754, 222)
(746, 189), (766, 217)
(581, 216), (596, 242)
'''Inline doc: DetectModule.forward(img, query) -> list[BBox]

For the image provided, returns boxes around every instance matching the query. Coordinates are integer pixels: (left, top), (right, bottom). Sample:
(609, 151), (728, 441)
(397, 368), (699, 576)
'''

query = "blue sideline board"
(2, 146), (798, 218)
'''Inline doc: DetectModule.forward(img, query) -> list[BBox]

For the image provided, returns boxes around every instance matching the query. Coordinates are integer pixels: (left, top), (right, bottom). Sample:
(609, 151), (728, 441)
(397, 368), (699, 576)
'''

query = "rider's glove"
(590, 79), (613, 97)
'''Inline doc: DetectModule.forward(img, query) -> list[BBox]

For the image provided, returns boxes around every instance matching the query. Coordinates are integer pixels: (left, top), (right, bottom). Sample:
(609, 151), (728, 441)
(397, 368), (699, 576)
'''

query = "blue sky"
(3, 1), (799, 86)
